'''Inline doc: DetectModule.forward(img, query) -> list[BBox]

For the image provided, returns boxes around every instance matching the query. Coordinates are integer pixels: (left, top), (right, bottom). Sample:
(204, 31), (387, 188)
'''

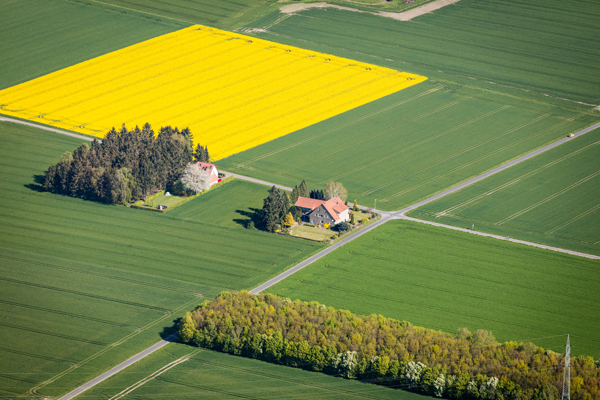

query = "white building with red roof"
(196, 162), (220, 187)
(294, 196), (349, 225)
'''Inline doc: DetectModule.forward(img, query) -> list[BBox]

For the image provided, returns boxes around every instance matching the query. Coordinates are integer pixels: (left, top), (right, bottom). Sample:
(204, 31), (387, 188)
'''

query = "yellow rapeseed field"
(0, 25), (426, 160)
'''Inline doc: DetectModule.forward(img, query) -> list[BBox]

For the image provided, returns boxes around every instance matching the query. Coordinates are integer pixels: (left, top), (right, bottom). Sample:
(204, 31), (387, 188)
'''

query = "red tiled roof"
(196, 162), (219, 185)
(295, 196), (349, 221)
(294, 196), (323, 210)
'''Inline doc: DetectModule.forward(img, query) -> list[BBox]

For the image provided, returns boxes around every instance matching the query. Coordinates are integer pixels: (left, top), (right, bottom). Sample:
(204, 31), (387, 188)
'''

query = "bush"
(323, 223), (330, 229)
(336, 221), (351, 232)
(246, 220), (255, 229)
(360, 218), (369, 224)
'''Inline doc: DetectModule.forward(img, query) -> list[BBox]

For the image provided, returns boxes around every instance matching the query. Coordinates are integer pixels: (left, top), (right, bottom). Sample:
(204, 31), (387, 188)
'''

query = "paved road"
(398, 216), (600, 260)
(250, 214), (392, 294)
(0, 116), (95, 142)
(14, 112), (599, 398)
(396, 121), (600, 215)
(57, 334), (177, 400)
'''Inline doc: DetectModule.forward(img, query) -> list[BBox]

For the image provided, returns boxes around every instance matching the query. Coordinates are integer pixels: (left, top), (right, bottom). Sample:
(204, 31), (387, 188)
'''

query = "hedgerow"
(179, 291), (599, 400)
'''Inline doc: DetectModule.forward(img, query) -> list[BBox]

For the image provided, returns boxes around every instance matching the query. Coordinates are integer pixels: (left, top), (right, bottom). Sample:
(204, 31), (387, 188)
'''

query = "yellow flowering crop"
(0, 25), (426, 160)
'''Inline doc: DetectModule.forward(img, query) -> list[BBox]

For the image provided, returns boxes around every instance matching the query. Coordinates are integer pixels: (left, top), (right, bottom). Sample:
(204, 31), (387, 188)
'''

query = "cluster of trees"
(256, 180), (308, 231)
(43, 124), (210, 204)
(179, 291), (599, 400)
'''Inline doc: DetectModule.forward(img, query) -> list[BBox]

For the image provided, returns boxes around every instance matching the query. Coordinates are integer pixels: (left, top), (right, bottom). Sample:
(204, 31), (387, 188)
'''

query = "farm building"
(196, 162), (220, 186)
(295, 196), (350, 225)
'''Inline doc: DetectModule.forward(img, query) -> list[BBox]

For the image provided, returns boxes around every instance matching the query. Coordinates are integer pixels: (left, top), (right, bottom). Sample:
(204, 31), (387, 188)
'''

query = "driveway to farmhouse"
(7, 114), (599, 399)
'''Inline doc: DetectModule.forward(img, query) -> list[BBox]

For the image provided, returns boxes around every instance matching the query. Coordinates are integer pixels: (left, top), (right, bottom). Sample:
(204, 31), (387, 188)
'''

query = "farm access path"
(4, 114), (597, 399)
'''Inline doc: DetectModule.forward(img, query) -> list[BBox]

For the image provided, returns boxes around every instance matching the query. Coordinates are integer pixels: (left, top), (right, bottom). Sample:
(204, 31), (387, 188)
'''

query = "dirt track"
(279, 0), (461, 21)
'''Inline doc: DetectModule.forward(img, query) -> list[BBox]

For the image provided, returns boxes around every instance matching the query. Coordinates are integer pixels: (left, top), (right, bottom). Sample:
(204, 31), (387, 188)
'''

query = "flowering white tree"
(180, 163), (210, 194)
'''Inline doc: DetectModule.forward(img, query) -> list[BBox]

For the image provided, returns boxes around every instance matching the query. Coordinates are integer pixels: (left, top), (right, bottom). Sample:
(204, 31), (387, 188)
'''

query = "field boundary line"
(398, 216), (600, 260)
(546, 203), (600, 235)
(361, 104), (510, 196)
(80, 0), (198, 26)
(326, 104), (542, 184)
(496, 169), (600, 226)
(107, 349), (201, 400)
(284, 97), (467, 178)
(32, 295), (200, 398)
(0, 116), (93, 141)
(437, 138), (600, 216)
(238, 86), (440, 166)
(380, 114), (580, 203)
(51, 121), (600, 400)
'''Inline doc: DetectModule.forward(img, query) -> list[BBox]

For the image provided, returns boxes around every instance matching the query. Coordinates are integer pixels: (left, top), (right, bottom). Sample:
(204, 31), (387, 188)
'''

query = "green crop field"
(91, 0), (281, 30)
(268, 220), (600, 358)
(0, 0), (187, 91)
(0, 122), (322, 398)
(83, 343), (429, 399)
(248, 0), (600, 106)
(218, 81), (597, 211)
(408, 129), (600, 256)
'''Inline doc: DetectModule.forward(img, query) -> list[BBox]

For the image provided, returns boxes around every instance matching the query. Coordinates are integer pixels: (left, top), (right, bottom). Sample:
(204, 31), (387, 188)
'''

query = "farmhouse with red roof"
(196, 162), (220, 186)
(295, 196), (350, 225)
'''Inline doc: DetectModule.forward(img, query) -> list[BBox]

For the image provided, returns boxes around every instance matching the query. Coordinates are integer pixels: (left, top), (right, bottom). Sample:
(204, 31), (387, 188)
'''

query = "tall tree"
(299, 179), (309, 198)
(325, 181), (348, 201)
(260, 186), (284, 232)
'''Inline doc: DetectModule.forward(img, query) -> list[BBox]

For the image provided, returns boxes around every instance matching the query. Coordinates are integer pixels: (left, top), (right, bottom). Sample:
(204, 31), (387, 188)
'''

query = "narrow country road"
(57, 334), (177, 400)
(5, 113), (598, 399)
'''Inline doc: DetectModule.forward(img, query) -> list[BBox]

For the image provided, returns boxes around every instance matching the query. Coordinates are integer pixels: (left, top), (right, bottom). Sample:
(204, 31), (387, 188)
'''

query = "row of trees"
(43, 124), (210, 204)
(179, 291), (600, 400)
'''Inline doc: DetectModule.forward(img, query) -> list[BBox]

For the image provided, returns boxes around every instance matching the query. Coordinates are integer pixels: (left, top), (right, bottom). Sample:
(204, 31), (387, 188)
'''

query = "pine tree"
(291, 186), (300, 203)
(260, 186), (284, 232)
(350, 212), (356, 225)
(282, 191), (292, 215)
(299, 179), (309, 198)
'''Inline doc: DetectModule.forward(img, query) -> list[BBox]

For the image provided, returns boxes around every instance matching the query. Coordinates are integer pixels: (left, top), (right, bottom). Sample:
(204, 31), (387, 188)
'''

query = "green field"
(218, 81), (597, 211)
(409, 128), (600, 256)
(90, 0), (281, 30)
(83, 343), (430, 399)
(268, 220), (600, 358)
(0, 122), (322, 398)
(249, 0), (600, 106)
(0, 0), (187, 91)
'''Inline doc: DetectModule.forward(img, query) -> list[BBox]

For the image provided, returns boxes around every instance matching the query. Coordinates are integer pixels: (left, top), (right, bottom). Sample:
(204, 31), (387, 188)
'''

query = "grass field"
(0, 122), (323, 398)
(249, 0), (600, 106)
(0, 24), (425, 159)
(408, 128), (600, 256)
(0, 0), (185, 91)
(82, 343), (430, 399)
(218, 81), (597, 210)
(268, 220), (600, 358)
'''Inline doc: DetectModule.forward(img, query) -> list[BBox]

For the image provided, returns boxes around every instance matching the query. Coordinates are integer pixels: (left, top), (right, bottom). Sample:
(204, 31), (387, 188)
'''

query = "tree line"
(43, 124), (210, 204)
(179, 291), (599, 400)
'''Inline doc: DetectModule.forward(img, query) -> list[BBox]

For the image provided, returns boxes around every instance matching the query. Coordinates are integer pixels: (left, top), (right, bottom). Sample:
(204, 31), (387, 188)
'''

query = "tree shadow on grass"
(233, 207), (260, 228)
(160, 318), (181, 341)
(24, 174), (46, 192)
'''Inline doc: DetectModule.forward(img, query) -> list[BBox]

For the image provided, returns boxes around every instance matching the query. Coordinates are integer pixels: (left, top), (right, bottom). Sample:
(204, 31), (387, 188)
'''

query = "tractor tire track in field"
(0, 253), (203, 295)
(0, 277), (172, 314)
(238, 86), (440, 166)
(437, 138), (600, 217)
(0, 322), (109, 346)
(546, 203), (600, 235)
(5, 96), (600, 400)
(379, 115), (574, 202)
(0, 299), (139, 330)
